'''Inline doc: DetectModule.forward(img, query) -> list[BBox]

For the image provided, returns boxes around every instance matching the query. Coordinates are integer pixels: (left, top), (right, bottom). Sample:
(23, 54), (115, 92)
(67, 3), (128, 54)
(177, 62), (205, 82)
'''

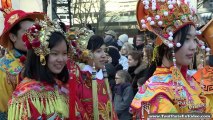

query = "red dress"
(74, 64), (118, 120)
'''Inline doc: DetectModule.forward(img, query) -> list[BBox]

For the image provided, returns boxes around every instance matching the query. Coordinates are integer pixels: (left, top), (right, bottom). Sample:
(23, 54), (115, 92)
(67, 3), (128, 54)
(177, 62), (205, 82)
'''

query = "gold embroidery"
(8, 14), (19, 25)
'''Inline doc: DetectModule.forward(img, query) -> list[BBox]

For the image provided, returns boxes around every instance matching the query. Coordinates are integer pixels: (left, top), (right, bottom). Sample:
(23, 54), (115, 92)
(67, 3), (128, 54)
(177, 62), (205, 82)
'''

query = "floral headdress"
(67, 27), (94, 63)
(136, 0), (208, 111)
(136, 0), (204, 66)
(22, 16), (64, 65)
(137, 0), (201, 47)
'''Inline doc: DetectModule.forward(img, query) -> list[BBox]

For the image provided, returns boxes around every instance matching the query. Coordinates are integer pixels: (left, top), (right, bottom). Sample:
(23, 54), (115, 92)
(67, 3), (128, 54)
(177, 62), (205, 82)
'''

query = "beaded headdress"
(67, 27), (94, 63)
(136, 0), (201, 48)
(22, 16), (64, 65)
(197, 19), (213, 55)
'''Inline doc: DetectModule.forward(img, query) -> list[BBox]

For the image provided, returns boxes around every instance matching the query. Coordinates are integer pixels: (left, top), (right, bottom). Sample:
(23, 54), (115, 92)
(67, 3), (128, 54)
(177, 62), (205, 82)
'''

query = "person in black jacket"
(127, 50), (147, 95)
(114, 70), (134, 120)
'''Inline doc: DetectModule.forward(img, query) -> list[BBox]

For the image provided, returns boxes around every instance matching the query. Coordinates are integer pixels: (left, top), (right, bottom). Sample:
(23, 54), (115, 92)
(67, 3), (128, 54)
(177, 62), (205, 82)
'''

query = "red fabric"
(28, 99), (41, 119)
(181, 66), (188, 80)
(0, 9), (44, 48)
(76, 69), (118, 120)
(67, 59), (76, 120)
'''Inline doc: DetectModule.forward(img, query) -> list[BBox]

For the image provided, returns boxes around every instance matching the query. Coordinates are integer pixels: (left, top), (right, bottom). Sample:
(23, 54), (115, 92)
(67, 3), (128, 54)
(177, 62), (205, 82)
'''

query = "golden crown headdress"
(67, 27), (94, 63)
(136, 0), (201, 48)
(22, 15), (64, 65)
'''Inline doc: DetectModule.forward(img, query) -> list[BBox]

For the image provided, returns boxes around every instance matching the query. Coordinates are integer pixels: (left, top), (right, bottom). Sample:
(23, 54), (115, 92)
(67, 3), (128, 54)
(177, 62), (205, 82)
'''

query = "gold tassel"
(19, 103), (24, 120)
(45, 98), (50, 115)
(40, 98), (44, 114)
(8, 104), (11, 120)
(26, 100), (31, 118)
(35, 97), (41, 114)
(11, 103), (16, 120)
(49, 98), (55, 113)
(15, 103), (19, 120)
(40, 54), (46, 66)
(152, 45), (159, 63)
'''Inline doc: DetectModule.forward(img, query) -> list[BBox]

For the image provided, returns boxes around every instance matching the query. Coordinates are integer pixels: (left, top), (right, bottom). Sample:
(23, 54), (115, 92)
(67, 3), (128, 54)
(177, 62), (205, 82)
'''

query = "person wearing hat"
(105, 30), (118, 40)
(104, 30), (120, 50)
(0, 4), (44, 118)
(117, 34), (128, 47)
(130, 0), (212, 119)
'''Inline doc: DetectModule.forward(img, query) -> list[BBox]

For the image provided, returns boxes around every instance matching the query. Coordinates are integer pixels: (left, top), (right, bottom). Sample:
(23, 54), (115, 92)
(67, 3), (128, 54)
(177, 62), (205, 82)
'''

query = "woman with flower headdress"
(130, 0), (213, 119)
(67, 28), (118, 119)
(7, 16), (71, 120)
(0, 1), (44, 119)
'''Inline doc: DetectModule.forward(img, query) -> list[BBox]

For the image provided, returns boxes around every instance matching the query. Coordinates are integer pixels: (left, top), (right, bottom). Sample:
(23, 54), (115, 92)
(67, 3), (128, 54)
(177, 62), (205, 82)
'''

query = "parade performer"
(67, 28), (118, 120)
(0, 0), (44, 119)
(131, 0), (212, 119)
(193, 18), (213, 114)
(8, 16), (70, 120)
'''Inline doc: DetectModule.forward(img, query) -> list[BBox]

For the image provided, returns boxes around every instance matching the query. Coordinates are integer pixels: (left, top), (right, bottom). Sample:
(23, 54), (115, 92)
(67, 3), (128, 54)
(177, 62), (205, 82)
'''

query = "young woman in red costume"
(67, 28), (118, 119)
(8, 16), (70, 120)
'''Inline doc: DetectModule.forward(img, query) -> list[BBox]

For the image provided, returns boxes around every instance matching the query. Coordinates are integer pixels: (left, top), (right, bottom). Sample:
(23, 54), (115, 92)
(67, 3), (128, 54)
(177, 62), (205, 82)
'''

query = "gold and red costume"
(131, 67), (212, 119)
(8, 77), (70, 120)
(73, 64), (118, 120)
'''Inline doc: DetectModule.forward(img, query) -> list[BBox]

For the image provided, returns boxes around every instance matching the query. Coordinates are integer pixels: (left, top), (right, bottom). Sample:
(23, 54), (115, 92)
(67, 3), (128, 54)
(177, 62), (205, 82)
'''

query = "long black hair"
(24, 32), (69, 84)
(145, 24), (193, 80)
(87, 35), (105, 52)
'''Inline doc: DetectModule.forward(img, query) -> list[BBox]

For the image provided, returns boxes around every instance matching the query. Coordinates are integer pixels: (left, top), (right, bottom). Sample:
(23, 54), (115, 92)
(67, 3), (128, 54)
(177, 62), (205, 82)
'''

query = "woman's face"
(115, 73), (124, 84)
(175, 26), (197, 66)
(93, 45), (107, 69)
(120, 47), (128, 55)
(48, 40), (68, 74)
(136, 36), (144, 46)
(128, 55), (138, 67)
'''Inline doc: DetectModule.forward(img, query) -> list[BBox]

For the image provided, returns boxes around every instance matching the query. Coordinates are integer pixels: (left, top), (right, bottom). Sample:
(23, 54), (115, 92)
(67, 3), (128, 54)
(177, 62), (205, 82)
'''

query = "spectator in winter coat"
(114, 70), (134, 120)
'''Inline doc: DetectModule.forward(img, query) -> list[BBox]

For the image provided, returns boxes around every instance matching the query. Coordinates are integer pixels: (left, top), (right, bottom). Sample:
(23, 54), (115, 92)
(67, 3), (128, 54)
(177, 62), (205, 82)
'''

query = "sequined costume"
(0, 49), (24, 113)
(75, 64), (118, 120)
(131, 67), (212, 119)
(8, 77), (69, 120)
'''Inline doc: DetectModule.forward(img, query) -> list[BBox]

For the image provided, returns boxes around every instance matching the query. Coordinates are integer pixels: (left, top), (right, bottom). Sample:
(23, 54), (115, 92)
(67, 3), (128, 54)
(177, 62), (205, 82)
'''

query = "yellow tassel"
(11, 103), (16, 120)
(26, 100), (31, 118)
(49, 98), (55, 113)
(152, 45), (159, 63)
(51, 98), (57, 110)
(40, 54), (46, 65)
(35, 97), (41, 114)
(15, 103), (19, 120)
(45, 99), (50, 115)
(40, 98), (44, 114)
(19, 103), (24, 120)
(8, 105), (11, 120)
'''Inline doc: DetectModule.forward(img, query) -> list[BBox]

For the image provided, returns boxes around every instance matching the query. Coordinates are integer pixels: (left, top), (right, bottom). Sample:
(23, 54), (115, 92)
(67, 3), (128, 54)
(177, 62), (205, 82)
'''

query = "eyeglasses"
(115, 77), (121, 80)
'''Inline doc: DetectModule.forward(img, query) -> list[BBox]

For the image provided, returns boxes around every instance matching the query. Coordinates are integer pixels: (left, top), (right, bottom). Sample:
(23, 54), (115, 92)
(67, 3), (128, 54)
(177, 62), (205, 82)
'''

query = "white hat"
(118, 34), (128, 43)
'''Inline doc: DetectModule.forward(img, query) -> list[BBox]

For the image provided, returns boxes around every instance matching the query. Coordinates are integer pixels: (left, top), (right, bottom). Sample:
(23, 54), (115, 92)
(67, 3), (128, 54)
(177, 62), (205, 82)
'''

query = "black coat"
(113, 83), (134, 120)
(128, 64), (147, 95)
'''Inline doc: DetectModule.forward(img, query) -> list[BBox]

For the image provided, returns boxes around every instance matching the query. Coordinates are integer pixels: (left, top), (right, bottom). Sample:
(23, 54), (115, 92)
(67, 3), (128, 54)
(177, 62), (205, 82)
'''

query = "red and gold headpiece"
(22, 16), (64, 65)
(136, 0), (200, 48)
(67, 27), (94, 63)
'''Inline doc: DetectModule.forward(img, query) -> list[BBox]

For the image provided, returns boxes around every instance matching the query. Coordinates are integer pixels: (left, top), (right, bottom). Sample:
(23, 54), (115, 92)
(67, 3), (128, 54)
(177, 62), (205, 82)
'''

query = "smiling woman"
(7, 16), (70, 120)
(68, 33), (118, 119)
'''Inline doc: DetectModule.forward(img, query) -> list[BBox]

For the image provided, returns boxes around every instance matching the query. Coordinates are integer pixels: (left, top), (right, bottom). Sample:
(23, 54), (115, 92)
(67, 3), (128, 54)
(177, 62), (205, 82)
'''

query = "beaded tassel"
(92, 63), (99, 120)
(103, 66), (113, 119)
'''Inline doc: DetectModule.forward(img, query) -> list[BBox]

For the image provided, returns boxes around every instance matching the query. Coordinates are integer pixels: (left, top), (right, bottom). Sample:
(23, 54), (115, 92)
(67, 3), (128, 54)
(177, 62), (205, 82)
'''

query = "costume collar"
(82, 65), (103, 80)
(12, 48), (26, 58)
